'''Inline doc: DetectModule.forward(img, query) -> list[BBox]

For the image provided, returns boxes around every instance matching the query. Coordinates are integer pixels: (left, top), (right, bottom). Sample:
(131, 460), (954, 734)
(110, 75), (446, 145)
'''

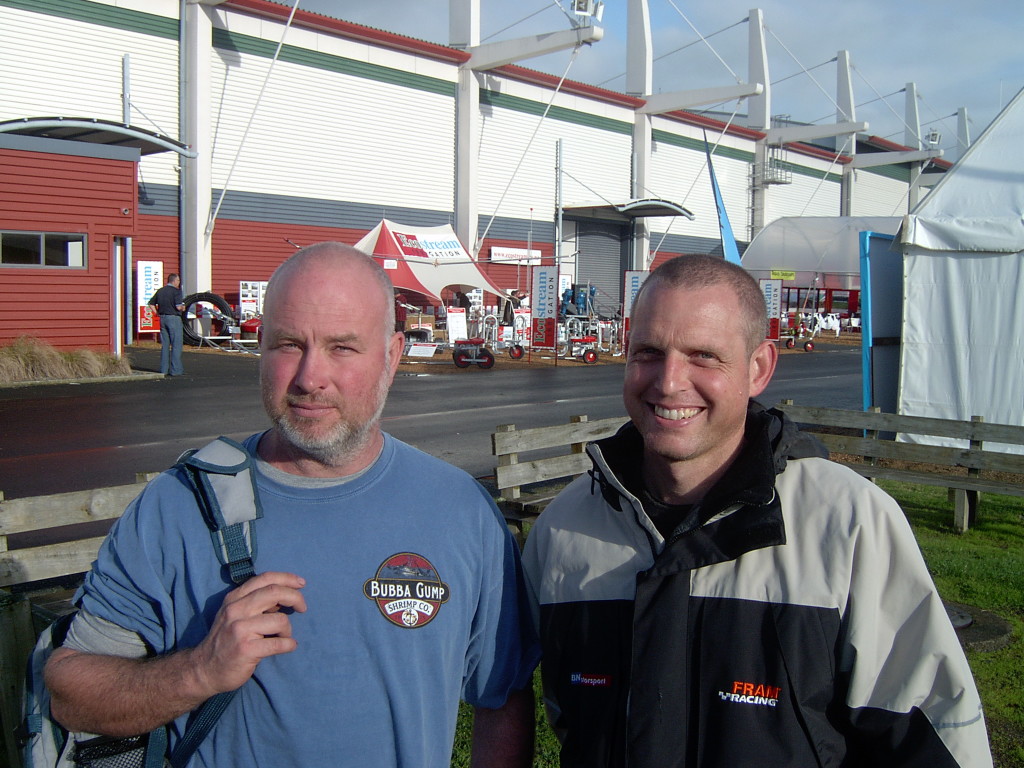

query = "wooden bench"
(492, 415), (626, 541)
(776, 401), (1024, 532)
(0, 474), (156, 768)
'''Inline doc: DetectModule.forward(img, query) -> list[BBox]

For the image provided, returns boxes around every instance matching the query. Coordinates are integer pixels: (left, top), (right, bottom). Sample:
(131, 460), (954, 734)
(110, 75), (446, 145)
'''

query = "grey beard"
(272, 411), (377, 467)
(269, 375), (391, 468)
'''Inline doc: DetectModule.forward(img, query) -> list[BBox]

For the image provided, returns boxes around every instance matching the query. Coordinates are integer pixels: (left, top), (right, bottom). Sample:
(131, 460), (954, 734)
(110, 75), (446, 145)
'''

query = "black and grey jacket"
(522, 403), (991, 768)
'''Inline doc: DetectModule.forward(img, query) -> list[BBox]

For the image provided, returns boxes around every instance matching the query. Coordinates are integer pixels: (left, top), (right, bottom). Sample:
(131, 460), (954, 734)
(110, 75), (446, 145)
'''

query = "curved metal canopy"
(563, 197), (695, 223)
(0, 117), (196, 157)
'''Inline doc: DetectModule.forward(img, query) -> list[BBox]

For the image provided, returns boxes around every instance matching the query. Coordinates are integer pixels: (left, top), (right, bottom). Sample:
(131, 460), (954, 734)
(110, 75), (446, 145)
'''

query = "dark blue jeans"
(159, 314), (184, 375)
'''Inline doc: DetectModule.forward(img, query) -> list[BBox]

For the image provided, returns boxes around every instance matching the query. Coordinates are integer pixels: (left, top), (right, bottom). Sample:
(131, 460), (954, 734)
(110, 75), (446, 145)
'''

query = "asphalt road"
(0, 343), (862, 500)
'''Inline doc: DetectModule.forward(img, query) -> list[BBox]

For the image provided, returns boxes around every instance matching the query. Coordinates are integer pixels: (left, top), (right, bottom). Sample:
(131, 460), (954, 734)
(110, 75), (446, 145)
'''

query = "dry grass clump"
(0, 336), (131, 384)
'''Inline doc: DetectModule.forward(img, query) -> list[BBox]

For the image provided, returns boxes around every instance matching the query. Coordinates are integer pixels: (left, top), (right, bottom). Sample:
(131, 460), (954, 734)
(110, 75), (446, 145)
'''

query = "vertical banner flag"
(531, 265), (558, 350)
(622, 270), (648, 337)
(704, 131), (742, 265)
(759, 279), (782, 341)
(137, 261), (163, 333)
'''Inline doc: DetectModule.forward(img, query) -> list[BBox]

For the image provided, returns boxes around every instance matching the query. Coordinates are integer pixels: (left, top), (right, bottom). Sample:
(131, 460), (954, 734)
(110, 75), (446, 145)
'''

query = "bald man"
(47, 243), (539, 767)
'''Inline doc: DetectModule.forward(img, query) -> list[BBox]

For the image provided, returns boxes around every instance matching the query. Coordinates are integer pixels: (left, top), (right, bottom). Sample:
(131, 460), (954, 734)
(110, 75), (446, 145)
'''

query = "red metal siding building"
(0, 136), (138, 352)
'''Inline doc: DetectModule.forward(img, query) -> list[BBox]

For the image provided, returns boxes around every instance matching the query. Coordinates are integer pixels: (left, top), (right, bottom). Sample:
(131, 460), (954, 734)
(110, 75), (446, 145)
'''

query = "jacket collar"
(586, 402), (802, 565)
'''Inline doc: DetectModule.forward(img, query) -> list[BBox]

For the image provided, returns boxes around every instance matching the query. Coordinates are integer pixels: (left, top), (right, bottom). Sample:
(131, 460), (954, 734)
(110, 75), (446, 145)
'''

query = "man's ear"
(386, 331), (404, 381)
(748, 340), (778, 397)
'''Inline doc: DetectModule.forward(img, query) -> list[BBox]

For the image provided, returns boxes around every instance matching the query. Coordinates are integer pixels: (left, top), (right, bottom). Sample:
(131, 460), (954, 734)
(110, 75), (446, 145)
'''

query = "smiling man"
(522, 254), (991, 768)
(46, 243), (538, 767)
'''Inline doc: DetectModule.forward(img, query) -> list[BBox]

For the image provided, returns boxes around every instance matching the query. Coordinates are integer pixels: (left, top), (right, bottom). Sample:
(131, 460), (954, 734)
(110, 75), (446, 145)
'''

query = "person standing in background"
(148, 273), (185, 377)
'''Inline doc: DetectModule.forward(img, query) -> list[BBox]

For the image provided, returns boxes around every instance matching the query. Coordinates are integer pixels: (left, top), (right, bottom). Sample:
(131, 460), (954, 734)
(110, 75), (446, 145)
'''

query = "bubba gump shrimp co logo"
(363, 553), (450, 628)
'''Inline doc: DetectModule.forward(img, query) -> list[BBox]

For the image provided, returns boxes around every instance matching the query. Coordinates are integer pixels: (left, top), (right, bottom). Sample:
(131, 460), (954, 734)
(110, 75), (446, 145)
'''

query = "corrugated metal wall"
(574, 219), (628, 316)
(0, 0), (924, 349)
(850, 168), (912, 216)
(207, 25), (457, 213)
(763, 159), (842, 221)
(0, 145), (135, 350)
(477, 84), (634, 221)
(648, 131), (753, 245)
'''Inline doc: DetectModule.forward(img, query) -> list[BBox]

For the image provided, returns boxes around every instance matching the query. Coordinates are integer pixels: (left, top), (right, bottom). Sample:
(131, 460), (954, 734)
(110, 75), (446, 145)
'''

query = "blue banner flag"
(704, 132), (742, 264)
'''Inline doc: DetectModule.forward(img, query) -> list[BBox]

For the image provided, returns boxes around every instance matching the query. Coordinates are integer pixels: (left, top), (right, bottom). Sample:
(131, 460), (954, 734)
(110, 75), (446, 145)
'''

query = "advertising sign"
(514, 308), (532, 346)
(446, 307), (468, 341)
(622, 270), (648, 334)
(406, 343), (438, 358)
(760, 278), (783, 341)
(239, 281), (268, 318)
(530, 266), (559, 350)
(137, 261), (163, 334)
(391, 229), (465, 261)
(489, 247), (542, 266)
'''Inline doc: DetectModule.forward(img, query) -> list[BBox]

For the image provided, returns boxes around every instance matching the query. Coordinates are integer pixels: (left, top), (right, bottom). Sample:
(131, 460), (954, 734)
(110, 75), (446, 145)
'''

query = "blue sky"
(293, 0), (1024, 156)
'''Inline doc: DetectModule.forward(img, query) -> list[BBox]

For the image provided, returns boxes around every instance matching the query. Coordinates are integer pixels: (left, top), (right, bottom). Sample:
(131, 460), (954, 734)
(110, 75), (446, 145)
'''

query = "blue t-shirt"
(77, 433), (539, 768)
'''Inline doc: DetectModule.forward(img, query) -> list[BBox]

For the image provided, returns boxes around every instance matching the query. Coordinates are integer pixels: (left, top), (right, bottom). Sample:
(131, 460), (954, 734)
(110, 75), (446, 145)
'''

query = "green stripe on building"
(213, 30), (456, 97)
(862, 163), (911, 182)
(480, 91), (633, 135)
(652, 130), (754, 163)
(1, 0), (178, 39)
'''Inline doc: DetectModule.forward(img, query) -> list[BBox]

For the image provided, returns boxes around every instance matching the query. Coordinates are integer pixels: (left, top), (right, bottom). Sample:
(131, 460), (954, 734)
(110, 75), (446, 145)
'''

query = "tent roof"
(354, 220), (506, 301)
(742, 216), (901, 289)
(903, 87), (1024, 253)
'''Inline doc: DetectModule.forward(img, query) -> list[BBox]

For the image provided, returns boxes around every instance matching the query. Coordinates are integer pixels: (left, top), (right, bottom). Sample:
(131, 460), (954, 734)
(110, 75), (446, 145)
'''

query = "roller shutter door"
(576, 220), (628, 318)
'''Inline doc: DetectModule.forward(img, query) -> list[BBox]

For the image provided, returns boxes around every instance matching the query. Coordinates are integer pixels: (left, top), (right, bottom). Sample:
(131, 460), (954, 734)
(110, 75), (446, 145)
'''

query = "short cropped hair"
(264, 242), (396, 340)
(634, 255), (768, 354)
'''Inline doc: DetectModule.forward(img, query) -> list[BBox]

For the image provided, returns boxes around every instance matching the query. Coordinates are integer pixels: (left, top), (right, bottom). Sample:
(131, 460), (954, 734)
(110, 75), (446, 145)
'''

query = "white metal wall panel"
(849, 169), (911, 217)
(207, 54), (455, 211)
(492, 75), (638, 123)
(204, 9), (457, 212)
(218, 7), (456, 83)
(87, 0), (177, 13)
(1, 5), (182, 186)
(647, 130), (753, 243)
(476, 78), (633, 221)
(477, 110), (632, 221)
(0, 7), (179, 133)
(763, 161), (841, 224)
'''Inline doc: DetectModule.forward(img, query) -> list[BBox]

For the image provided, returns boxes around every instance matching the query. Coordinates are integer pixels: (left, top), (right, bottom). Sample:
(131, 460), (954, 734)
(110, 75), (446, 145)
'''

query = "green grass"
(452, 482), (1024, 767)
(881, 481), (1024, 767)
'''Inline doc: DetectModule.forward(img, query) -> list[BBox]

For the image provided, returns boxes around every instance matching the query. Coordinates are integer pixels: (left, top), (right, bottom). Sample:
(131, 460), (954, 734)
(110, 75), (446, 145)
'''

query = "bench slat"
(496, 453), (593, 490)
(836, 463), (1024, 496)
(778, 403), (1024, 446)
(0, 483), (147, 536)
(502, 490), (562, 512)
(492, 417), (625, 455)
(0, 537), (106, 588)
(813, 433), (1024, 474)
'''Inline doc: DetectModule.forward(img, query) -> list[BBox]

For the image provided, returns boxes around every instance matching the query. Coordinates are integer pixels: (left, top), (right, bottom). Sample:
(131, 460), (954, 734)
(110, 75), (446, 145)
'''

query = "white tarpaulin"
(742, 216), (901, 289)
(899, 87), (1024, 450)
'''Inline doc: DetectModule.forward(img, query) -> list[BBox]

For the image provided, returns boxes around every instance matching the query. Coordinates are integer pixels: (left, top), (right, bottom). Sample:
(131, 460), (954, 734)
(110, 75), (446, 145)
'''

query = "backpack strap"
(176, 437), (262, 585)
(167, 436), (263, 767)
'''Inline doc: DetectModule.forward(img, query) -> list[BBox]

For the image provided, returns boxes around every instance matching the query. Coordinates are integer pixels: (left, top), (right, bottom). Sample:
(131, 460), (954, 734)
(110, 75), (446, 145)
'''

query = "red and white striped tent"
(354, 219), (505, 302)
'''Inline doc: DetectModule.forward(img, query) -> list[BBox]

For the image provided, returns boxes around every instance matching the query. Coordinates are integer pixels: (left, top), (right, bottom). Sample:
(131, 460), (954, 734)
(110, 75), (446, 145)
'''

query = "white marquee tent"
(898, 87), (1024, 447)
(742, 216), (901, 290)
